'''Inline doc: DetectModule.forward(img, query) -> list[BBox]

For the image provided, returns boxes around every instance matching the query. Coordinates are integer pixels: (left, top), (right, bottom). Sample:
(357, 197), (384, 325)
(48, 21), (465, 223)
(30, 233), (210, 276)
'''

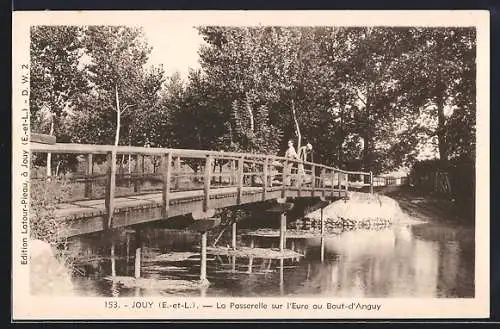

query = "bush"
(30, 178), (72, 247)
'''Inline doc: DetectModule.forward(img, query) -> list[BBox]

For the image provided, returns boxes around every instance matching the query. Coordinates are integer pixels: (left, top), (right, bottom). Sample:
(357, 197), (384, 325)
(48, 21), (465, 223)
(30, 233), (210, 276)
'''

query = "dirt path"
(377, 185), (474, 227)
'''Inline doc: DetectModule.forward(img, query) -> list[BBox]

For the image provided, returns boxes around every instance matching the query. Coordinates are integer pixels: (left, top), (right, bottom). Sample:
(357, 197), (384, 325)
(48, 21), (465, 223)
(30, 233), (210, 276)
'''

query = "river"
(70, 219), (474, 298)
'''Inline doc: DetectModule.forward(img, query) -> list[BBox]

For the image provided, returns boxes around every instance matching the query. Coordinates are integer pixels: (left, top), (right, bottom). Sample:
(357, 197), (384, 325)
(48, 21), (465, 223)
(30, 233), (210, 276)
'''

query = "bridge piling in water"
(320, 237), (325, 263)
(232, 222), (237, 250)
(110, 240), (116, 277)
(200, 231), (208, 283)
(134, 229), (142, 279)
(280, 213), (286, 252)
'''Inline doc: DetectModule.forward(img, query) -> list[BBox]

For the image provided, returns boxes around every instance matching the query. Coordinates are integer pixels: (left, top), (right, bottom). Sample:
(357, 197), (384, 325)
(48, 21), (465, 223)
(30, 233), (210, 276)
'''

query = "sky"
(141, 25), (206, 79)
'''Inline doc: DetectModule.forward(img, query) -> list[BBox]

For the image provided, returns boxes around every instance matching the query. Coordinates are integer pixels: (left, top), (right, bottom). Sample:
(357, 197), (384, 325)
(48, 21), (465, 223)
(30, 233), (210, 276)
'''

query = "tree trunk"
(247, 94), (254, 134)
(338, 106), (344, 165)
(363, 133), (370, 172)
(114, 85), (121, 147)
(363, 94), (372, 172)
(436, 98), (448, 162)
(291, 99), (301, 149)
(55, 160), (62, 177)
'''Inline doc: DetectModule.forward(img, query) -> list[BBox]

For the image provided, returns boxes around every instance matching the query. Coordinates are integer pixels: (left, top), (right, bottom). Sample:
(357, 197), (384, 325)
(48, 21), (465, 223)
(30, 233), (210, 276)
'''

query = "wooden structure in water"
(30, 140), (374, 283)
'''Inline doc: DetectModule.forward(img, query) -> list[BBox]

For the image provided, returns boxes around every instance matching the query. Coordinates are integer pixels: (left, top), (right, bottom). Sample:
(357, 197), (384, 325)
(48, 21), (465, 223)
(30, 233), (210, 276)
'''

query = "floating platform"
(147, 251), (203, 262)
(206, 246), (303, 259)
(104, 275), (209, 290)
(243, 228), (342, 239)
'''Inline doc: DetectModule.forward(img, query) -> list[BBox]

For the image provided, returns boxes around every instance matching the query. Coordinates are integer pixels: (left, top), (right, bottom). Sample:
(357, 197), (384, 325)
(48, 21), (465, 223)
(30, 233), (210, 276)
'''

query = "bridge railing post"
(161, 152), (172, 217)
(297, 161), (303, 197)
(345, 173), (349, 194)
(84, 153), (93, 198)
(337, 171), (342, 198)
(370, 171), (374, 194)
(282, 159), (288, 199)
(311, 164), (316, 196)
(203, 155), (213, 212)
(321, 168), (326, 199)
(263, 157), (268, 201)
(174, 156), (181, 191)
(237, 156), (244, 204)
(134, 154), (142, 193)
(105, 150), (117, 229)
(331, 170), (335, 198)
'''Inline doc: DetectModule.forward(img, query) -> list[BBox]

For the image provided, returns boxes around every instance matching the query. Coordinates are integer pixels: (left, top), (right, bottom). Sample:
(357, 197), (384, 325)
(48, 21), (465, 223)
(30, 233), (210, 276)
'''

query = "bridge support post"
(135, 229), (142, 279)
(200, 231), (208, 283)
(279, 212), (286, 252)
(231, 256), (236, 273)
(279, 258), (284, 295)
(110, 239), (116, 277)
(320, 237), (325, 263)
(247, 257), (253, 273)
(231, 221), (237, 250)
(268, 202), (293, 253)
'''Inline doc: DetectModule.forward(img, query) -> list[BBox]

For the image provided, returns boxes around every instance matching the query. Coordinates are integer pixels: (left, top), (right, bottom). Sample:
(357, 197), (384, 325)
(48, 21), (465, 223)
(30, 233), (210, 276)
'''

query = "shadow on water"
(71, 220), (474, 298)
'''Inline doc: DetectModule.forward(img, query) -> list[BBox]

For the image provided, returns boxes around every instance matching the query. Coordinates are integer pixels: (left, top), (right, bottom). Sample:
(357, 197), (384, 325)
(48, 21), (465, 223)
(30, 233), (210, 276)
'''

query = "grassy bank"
(378, 185), (475, 227)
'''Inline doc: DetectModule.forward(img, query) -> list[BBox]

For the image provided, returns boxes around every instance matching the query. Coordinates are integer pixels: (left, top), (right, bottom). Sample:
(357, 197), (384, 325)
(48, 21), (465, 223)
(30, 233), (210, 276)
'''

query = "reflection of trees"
(412, 224), (474, 298)
(291, 227), (444, 297)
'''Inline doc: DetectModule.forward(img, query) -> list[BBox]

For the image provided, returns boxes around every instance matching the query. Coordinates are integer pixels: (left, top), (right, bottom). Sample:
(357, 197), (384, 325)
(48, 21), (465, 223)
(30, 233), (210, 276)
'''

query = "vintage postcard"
(12, 10), (490, 320)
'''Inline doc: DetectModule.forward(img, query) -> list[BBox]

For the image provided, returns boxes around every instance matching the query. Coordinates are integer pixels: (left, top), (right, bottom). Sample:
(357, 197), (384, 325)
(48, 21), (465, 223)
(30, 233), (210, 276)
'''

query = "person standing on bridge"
(297, 142), (313, 184)
(284, 140), (299, 186)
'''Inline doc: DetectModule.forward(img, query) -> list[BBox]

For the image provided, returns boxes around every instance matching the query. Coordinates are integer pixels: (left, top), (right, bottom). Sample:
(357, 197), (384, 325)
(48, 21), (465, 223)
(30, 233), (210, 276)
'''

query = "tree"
(30, 26), (87, 175)
(402, 27), (476, 162)
(81, 26), (153, 147)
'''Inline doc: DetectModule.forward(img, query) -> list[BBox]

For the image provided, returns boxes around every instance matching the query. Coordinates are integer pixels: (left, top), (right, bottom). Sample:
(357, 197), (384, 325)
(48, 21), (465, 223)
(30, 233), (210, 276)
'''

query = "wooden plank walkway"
(55, 186), (259, 219)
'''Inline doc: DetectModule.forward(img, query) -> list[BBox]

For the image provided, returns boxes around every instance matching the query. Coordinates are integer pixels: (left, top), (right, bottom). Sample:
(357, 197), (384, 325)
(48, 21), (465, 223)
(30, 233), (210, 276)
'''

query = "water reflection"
(71, 222), (474, 298)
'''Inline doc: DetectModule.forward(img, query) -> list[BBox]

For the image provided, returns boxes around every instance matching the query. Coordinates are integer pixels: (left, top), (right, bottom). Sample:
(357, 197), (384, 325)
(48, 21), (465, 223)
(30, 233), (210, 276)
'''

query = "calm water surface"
(72, 221), (474, 298)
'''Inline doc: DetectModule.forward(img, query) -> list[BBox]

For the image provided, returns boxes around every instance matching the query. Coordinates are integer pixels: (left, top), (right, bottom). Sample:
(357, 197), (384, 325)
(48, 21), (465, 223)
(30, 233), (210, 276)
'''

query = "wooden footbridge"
(30, 138), (374, 282)
(31, 141), (374, 238)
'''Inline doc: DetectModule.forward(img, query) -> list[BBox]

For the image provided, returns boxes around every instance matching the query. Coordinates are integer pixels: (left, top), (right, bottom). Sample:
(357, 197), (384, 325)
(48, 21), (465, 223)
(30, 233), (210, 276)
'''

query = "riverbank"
(305, 191), (421, 227)
(378, 185), (475, 227)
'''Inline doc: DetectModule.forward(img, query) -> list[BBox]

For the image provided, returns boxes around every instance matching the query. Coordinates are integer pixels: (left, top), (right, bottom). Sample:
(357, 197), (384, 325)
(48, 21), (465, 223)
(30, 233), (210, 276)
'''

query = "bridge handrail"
(30, 142), (372, 177)
(30, 141), (377, 231)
